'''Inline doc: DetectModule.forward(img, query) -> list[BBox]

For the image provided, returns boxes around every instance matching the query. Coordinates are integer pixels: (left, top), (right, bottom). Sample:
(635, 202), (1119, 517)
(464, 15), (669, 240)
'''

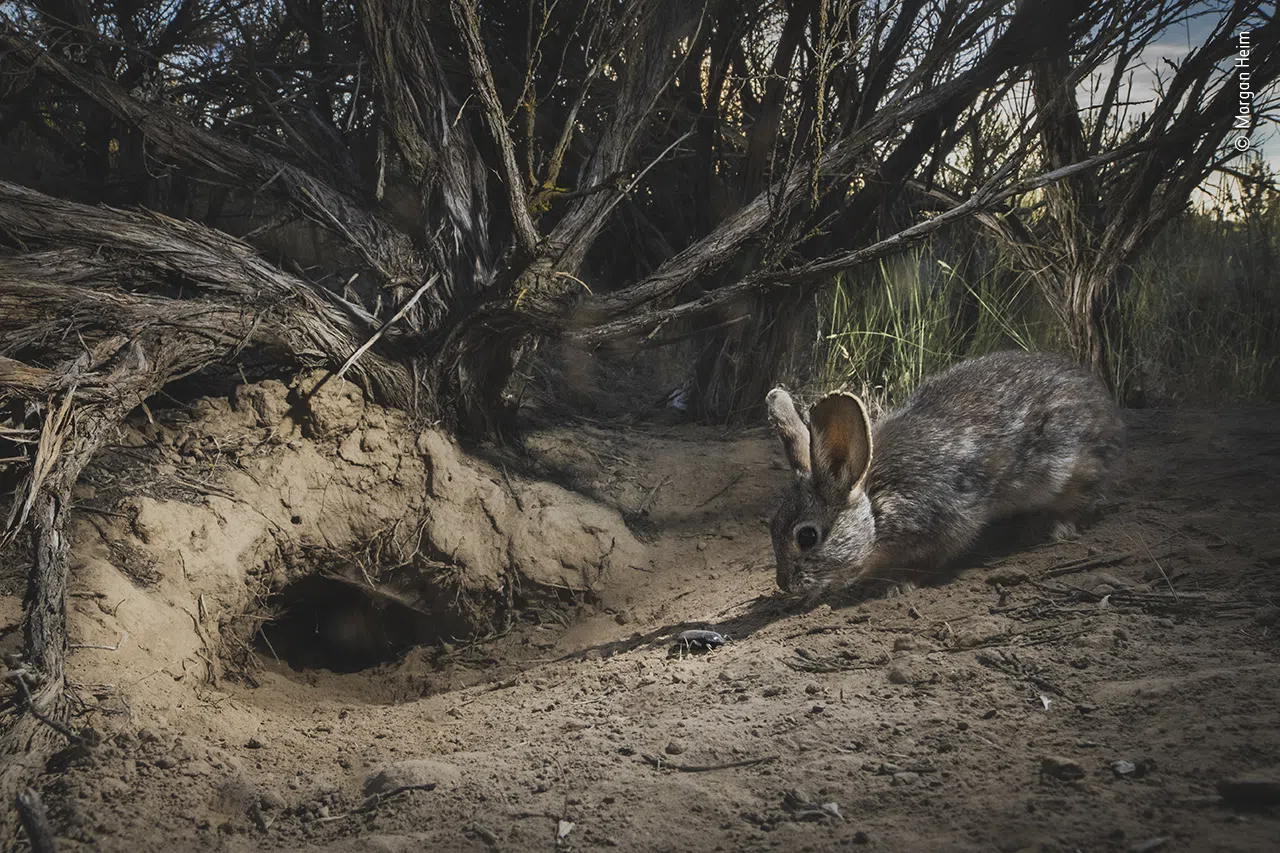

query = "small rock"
(153, 757), (176, 770)
(664, 741), (687, 756)
(804, 682), (822, 695)
(782, 788), (811, 809)
(138, 729), (160, 744)
(363, 759), (462, 795)
(1112, 760), (1137, 778)
(809, 704), (825, 714)
(762, 686), (783, 697)
(986, 567), (1030, 586)
(1041, 756), (1086, 781)
(613, 610), (632, 626)
(887, 663), (914, 685)
(892, 636), (914, 652)
(246, 738), (263, 749)
(316, 805), (330, 819)
(852, 829), (871, 844)
(259, 791), (287, 810)
(982, 709), (998, 720)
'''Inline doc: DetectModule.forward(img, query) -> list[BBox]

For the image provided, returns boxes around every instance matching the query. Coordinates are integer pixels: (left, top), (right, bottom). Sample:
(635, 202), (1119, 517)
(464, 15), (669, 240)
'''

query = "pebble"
(664, 741), (687, 756)
(892, 637), (914, 652)
(363, 759), (462, 795)
(260, 791), (287, 810)
(887, 663), (915, 684)
(986, 567), (1030, 586)
(1112, 760), (1137, 778)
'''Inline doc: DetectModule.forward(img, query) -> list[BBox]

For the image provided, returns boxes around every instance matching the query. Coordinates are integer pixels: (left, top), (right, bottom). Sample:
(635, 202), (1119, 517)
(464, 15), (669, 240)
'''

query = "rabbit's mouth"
(779, 569), (826, 596)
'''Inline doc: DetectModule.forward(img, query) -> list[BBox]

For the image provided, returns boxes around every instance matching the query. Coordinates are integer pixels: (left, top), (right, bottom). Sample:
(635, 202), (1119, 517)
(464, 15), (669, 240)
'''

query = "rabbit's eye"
(795, 525), (820, 550)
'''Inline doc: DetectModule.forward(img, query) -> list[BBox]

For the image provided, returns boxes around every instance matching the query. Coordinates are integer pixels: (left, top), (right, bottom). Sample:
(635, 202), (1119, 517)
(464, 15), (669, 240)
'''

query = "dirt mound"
(4, 405), (1280, 852)
(57, 371), (647, 708)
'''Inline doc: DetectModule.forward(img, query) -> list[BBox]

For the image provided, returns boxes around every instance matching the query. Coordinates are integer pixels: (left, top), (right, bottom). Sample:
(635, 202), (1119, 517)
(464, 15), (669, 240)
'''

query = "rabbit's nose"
(775, 563), (793, 590)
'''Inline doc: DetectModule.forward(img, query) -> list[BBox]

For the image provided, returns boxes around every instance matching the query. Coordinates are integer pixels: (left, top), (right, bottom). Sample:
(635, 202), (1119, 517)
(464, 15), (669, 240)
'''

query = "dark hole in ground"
(255, 575), (458, 673)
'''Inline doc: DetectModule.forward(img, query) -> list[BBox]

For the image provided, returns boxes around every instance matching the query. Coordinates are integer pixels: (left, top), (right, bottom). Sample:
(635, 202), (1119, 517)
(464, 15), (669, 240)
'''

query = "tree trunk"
(1059, 266), (1116, 389)
(0, 413), (111, 840)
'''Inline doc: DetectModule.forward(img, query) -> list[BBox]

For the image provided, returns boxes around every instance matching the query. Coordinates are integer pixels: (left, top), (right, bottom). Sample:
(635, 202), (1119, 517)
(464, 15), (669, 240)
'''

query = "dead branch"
(449, 0), (541, 256)
(0, 30), (428, 291)
(0, 182), (414, 407)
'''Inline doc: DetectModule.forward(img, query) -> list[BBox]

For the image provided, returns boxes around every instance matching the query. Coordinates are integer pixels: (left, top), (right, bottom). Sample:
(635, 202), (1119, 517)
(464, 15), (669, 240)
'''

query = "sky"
(1101, 5), (1279, 171)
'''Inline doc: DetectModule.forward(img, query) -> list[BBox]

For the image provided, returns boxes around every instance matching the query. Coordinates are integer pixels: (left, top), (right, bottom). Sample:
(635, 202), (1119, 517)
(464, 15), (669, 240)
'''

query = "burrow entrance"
(253, 575), (470, 673)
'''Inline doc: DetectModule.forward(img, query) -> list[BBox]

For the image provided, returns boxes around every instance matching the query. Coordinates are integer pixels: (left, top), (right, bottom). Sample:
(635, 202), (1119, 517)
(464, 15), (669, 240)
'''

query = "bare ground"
(3, 392), (1279, 853)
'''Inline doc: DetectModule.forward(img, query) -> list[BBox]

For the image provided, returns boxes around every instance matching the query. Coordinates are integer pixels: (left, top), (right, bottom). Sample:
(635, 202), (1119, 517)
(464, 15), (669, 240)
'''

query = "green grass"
(814, 211), (1280, 409)
(817, 244), (1045, 413)
(1106, 217), (1280, 405)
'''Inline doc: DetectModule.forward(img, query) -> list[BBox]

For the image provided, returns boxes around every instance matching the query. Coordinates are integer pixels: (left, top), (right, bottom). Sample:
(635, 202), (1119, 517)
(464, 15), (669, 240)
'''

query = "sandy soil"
(3, 391), (1279, 853)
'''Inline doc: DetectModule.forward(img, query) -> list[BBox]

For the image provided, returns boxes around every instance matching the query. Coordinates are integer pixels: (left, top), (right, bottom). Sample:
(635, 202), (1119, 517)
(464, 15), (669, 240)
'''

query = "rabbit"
(766, 350), (1124, 597)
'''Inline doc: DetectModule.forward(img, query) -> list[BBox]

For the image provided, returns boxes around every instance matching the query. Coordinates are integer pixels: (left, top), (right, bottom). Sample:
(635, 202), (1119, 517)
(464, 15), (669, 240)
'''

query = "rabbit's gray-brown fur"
(766, 351), (1124, 596)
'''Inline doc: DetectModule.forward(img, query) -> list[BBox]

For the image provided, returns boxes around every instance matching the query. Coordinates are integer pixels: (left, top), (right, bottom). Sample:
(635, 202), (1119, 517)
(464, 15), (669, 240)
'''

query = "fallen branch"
(335, 274), (441, 381)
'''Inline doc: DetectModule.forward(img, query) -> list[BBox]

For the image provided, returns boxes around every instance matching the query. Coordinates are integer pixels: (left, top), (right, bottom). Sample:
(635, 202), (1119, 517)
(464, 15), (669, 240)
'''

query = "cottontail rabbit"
(766, 351), (1123, 596)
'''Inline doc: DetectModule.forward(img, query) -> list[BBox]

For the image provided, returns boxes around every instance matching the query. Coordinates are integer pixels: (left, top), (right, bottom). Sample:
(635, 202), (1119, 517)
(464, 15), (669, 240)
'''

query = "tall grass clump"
(817, 242), (1043, 414)
(1106, 204), (1279, 405)
(815, 196), (1279, 410)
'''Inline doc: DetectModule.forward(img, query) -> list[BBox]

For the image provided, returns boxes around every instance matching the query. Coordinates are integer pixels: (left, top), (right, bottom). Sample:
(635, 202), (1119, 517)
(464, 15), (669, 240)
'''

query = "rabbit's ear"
(808, 393), (872, 502)
(766, 388), (810, 474)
